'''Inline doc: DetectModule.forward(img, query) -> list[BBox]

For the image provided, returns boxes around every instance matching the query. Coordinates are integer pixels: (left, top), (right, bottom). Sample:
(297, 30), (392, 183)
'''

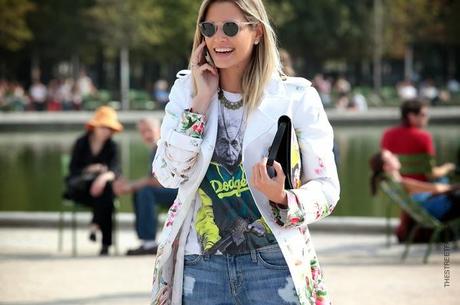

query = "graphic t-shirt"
(184, 90), (277, 255)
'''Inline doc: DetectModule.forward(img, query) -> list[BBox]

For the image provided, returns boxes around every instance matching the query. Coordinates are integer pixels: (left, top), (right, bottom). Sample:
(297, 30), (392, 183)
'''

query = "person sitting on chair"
(65, 106), (123, 256)
(369, 150), (460, 225)
(113, 118), (178, 255)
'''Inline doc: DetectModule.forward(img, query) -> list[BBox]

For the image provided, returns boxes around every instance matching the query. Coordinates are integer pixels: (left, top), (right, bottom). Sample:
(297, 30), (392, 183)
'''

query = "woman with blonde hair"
(151, 0), (339, 304)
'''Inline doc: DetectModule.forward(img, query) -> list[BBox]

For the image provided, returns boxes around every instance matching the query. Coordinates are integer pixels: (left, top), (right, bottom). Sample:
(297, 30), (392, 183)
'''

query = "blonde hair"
(279, 48), (296, 77)
(190, 0), (282, 113)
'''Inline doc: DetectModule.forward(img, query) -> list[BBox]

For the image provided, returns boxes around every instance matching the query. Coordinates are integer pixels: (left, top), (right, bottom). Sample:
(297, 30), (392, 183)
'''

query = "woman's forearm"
(402, 177), (451, 194)
(99, 171), (115, 182)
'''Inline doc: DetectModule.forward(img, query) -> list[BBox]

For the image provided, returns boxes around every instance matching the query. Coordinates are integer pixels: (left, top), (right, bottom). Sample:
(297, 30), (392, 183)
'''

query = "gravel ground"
(0, 227), (458, 305)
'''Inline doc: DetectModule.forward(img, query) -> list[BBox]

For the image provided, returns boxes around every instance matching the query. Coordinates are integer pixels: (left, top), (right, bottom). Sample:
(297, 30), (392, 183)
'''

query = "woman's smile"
(213, 47), (235, 60)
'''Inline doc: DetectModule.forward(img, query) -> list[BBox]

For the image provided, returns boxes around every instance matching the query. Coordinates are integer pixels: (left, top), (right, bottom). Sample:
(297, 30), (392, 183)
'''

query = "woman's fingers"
(253, 158), (272, 187)
(272, 161), (285, 183)
(252, 165), (259, 184)
(197, 63), (217, 76)
(258, 158), (270, 182)
(192, 41), (206, 66)
(251, 159), (286, 203)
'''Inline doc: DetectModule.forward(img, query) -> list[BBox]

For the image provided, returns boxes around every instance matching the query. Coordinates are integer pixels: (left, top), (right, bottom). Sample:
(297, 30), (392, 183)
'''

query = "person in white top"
(29, 79), (47, 111)
(397, 79), (418, 101)
(150, 1), (340, 305)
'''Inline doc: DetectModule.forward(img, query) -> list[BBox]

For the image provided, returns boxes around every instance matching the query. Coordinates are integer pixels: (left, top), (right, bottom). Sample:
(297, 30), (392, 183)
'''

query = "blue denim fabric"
(411, 192), (453, 220)
(182, 245), (299, 305)
(133, 186), (177, 240)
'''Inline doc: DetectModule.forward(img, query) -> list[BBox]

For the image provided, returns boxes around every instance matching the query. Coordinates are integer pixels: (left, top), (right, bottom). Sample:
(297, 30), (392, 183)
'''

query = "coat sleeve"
(152, 76), (206, 188)
(282, 85), (340, 226)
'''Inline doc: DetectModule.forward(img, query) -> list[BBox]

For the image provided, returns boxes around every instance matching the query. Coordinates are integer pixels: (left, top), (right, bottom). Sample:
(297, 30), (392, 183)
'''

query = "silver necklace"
(218, 88), (243, 110)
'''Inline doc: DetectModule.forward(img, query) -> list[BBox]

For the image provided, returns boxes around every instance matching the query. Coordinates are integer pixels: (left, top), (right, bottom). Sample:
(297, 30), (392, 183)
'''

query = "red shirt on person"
(381, 125), (435, 181)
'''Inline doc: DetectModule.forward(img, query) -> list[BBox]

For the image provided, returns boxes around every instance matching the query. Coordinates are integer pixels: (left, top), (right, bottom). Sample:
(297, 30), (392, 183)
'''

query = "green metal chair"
(379, 179), (460, 263)
(58, 154), (119, 256)
(397, 153), (434, 177)
(382, 153), (434, 247)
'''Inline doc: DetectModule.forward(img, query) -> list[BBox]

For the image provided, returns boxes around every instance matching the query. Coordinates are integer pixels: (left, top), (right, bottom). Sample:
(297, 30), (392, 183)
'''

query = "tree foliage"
(86, 0), (162, 51)
(384, 0), (446, 58)
(267, 0), (372, 63)
(1, 0), (459, 81)
(0, 0), (35, 51)
(25, 0), (95, 59)
(85, 0), (200, 62)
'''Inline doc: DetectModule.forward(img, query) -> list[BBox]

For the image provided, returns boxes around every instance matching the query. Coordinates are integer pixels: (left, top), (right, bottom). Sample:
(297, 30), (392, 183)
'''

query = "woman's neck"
(388, 170), (402, 181)
(219, 63), (247, 93)
(89, 133), (105, 155)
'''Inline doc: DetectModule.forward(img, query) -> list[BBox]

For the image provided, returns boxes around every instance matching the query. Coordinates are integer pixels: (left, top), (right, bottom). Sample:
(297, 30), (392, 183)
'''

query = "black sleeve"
(68, 136), (86, 177)
(107, 140), (121, 177)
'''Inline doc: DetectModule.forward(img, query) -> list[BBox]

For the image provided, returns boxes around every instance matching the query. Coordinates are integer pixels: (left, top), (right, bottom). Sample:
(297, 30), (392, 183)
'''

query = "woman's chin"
(214, 57), (240, 70)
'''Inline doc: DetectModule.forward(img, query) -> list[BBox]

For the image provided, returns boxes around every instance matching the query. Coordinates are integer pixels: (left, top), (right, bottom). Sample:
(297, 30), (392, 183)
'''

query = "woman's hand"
(250, 158), (287, 205)
(112, 177), (132, 196)
(190, 41), (219, 114)
(432, 162), (456, 178)
(84, 163), (107, 174)
(434, 183), (452, 194)
(90, 172), (115, 197)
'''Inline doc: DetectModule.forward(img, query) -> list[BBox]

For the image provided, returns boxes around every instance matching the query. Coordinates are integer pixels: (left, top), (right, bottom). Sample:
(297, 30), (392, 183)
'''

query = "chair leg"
(424, 229), (441, 264)
(58, 205), (64, 252)
(452, 228), (459, 250)
(72, 205), (77, 257)
(402, 225), (419, 261)
(448, 224), (459, 249)
(113, 208), (119, 256)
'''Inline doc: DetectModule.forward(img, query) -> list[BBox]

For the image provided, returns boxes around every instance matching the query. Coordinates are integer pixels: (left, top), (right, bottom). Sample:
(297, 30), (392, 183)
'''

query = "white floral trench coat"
(150, 71), (340, 305)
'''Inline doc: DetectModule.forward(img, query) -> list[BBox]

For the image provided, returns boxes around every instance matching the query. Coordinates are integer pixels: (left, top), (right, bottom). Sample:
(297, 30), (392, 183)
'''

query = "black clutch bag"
(266, 115), (302, 190)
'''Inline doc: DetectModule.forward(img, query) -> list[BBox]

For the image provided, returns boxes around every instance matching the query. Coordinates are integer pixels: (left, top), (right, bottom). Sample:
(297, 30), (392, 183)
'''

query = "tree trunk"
(72, 53), (80, 81)
(373, 0), (383, 96)
(447, 48), (456, 79)
(120, 47), (130, 110)
(404, 45), (413, 81)
(31, 51), (40, 82)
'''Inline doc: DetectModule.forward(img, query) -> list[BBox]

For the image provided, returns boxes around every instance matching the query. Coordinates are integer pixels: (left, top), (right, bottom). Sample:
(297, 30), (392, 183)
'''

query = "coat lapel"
(242, 76), (286, 153)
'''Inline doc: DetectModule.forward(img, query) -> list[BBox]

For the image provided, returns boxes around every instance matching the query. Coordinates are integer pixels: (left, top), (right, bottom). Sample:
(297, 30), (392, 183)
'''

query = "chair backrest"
(61, 154), (71, 178)
(379, 179), (442, 228)
(397, 153), (433, 177)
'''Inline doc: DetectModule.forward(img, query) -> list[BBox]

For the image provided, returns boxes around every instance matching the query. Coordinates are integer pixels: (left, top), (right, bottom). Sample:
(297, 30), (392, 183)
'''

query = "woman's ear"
(254, 23), (263, 45)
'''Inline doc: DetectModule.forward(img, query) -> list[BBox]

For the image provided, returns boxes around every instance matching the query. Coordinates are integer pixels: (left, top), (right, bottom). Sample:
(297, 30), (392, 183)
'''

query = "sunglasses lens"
(223, 22), (239, 37)
(200, 22), (216, 37)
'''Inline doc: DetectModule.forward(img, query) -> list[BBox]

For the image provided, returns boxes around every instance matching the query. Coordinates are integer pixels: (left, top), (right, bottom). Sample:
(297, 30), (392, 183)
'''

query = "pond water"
(0, 125), (459, 217)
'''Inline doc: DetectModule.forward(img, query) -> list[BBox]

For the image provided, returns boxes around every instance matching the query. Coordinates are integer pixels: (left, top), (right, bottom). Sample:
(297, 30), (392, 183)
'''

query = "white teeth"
(215, 48), (233, 53)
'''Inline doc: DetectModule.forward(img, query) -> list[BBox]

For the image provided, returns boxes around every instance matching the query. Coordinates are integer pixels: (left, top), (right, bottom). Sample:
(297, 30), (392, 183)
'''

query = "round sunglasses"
(199, 21), (257, 38)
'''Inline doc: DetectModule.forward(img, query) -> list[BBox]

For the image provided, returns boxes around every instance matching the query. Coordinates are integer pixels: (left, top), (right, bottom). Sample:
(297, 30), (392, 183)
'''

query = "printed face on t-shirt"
(212, 110), (244, 172)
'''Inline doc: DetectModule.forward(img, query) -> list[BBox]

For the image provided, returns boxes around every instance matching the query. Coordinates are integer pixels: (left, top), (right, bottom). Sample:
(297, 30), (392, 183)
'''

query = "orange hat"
(85, 106), (123, 132)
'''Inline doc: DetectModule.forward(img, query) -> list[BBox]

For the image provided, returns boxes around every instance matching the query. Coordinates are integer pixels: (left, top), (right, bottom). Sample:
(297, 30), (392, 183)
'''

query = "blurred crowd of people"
(2, 61), (460, 113)
(0, 70), (96, 112)
(311, 74), (460, 112)
(313, 74), (368, 112)
(396, 77), (460, 105)
(0, 72), (172, 112)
